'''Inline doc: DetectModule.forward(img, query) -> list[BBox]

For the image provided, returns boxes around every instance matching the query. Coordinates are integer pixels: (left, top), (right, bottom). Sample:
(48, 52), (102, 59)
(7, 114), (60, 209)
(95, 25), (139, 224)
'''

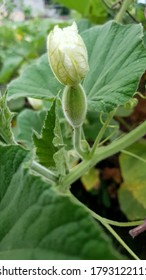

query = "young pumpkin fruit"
(62, 84), (87, 127)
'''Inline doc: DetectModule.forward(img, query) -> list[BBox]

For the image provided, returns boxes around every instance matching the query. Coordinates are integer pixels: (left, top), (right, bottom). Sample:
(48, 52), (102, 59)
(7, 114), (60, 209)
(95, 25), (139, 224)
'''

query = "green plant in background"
(0, 0), (146, 260)
(0, 17), (68, 87)
(54, 0), (109, 23)
(0, 18), (45, 85)
(54, 0), (146, 26)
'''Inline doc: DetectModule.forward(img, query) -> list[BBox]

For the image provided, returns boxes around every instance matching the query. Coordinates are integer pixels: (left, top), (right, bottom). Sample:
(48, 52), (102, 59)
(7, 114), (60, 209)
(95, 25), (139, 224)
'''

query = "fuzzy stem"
(72, 195), (140, 259)
(115, 0), (133, 23)
(103, 222), (140, 259)
(74, 126), (88, 158)
(89, 208), (144, 227)
(61, 120), (146, 188)
(90, 109), (116, 156)
(31, 161), (58, 183)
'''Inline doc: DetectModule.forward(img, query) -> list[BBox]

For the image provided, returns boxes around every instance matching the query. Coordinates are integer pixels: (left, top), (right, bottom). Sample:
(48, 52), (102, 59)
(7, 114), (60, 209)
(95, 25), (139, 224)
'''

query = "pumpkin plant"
(0, 0), (146, 260)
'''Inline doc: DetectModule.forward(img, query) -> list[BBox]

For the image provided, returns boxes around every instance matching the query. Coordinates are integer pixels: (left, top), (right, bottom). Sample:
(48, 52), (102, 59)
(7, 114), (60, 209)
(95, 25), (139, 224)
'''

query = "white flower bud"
(47, 22), (89, 86)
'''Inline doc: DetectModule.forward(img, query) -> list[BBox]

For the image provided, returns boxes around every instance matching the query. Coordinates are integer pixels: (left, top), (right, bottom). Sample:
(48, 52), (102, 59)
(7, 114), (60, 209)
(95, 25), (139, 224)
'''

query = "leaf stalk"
(90, 109), (116, 156)
(31, 161), (58, 183)
(61, 120), (146, 188)
(115, 0), (133, 23)
(73, 126), (89, 159)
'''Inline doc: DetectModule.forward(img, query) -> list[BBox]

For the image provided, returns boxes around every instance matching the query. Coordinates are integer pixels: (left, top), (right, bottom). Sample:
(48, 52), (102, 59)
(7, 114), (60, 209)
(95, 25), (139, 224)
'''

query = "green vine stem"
(89, 208), (144, 227)
(72, 195), (140, 260)
(74, 126), (89, 158)
(31, 161), (58, 183)
(61, 120), (146, 188)
(90, 208), (140, 259)
(90, 109), (116, 156)
(103, 222), (140, 260)
(115, 0), (133, 23)
(60, 120), (146, 258)
(31, 121), (146, 259)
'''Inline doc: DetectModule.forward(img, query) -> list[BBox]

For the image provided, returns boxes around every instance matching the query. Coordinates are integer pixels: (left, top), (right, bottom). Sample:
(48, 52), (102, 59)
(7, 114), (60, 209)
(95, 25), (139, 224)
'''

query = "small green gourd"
(62, 84), (87, 127)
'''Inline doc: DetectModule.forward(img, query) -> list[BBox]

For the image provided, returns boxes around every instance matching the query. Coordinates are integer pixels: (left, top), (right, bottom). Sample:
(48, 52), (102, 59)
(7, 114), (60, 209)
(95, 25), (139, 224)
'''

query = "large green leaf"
(82, 21), (146, 112)
(0, 54), (23, 84)
(8, 55), (63, 101)
(144, 31), (146, 47)
(14, 109), (46, 148)
(77, 19), (93, 33)
(118, 142), (146, 220)
(0, 145), (123, 259)
(8, 21), (146, 113)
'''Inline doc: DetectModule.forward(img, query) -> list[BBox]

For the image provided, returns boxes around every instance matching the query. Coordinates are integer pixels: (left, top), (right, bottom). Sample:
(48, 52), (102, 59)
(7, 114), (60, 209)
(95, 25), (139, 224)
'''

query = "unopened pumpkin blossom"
(47, 22), (89, 86)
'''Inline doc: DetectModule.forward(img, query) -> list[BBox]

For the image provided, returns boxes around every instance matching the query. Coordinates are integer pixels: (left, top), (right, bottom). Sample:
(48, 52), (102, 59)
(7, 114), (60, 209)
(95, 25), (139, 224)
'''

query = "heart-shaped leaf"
(82, 21), (146, 112)
(8, 55), (63, 101)
(0, 145), (123, 259)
